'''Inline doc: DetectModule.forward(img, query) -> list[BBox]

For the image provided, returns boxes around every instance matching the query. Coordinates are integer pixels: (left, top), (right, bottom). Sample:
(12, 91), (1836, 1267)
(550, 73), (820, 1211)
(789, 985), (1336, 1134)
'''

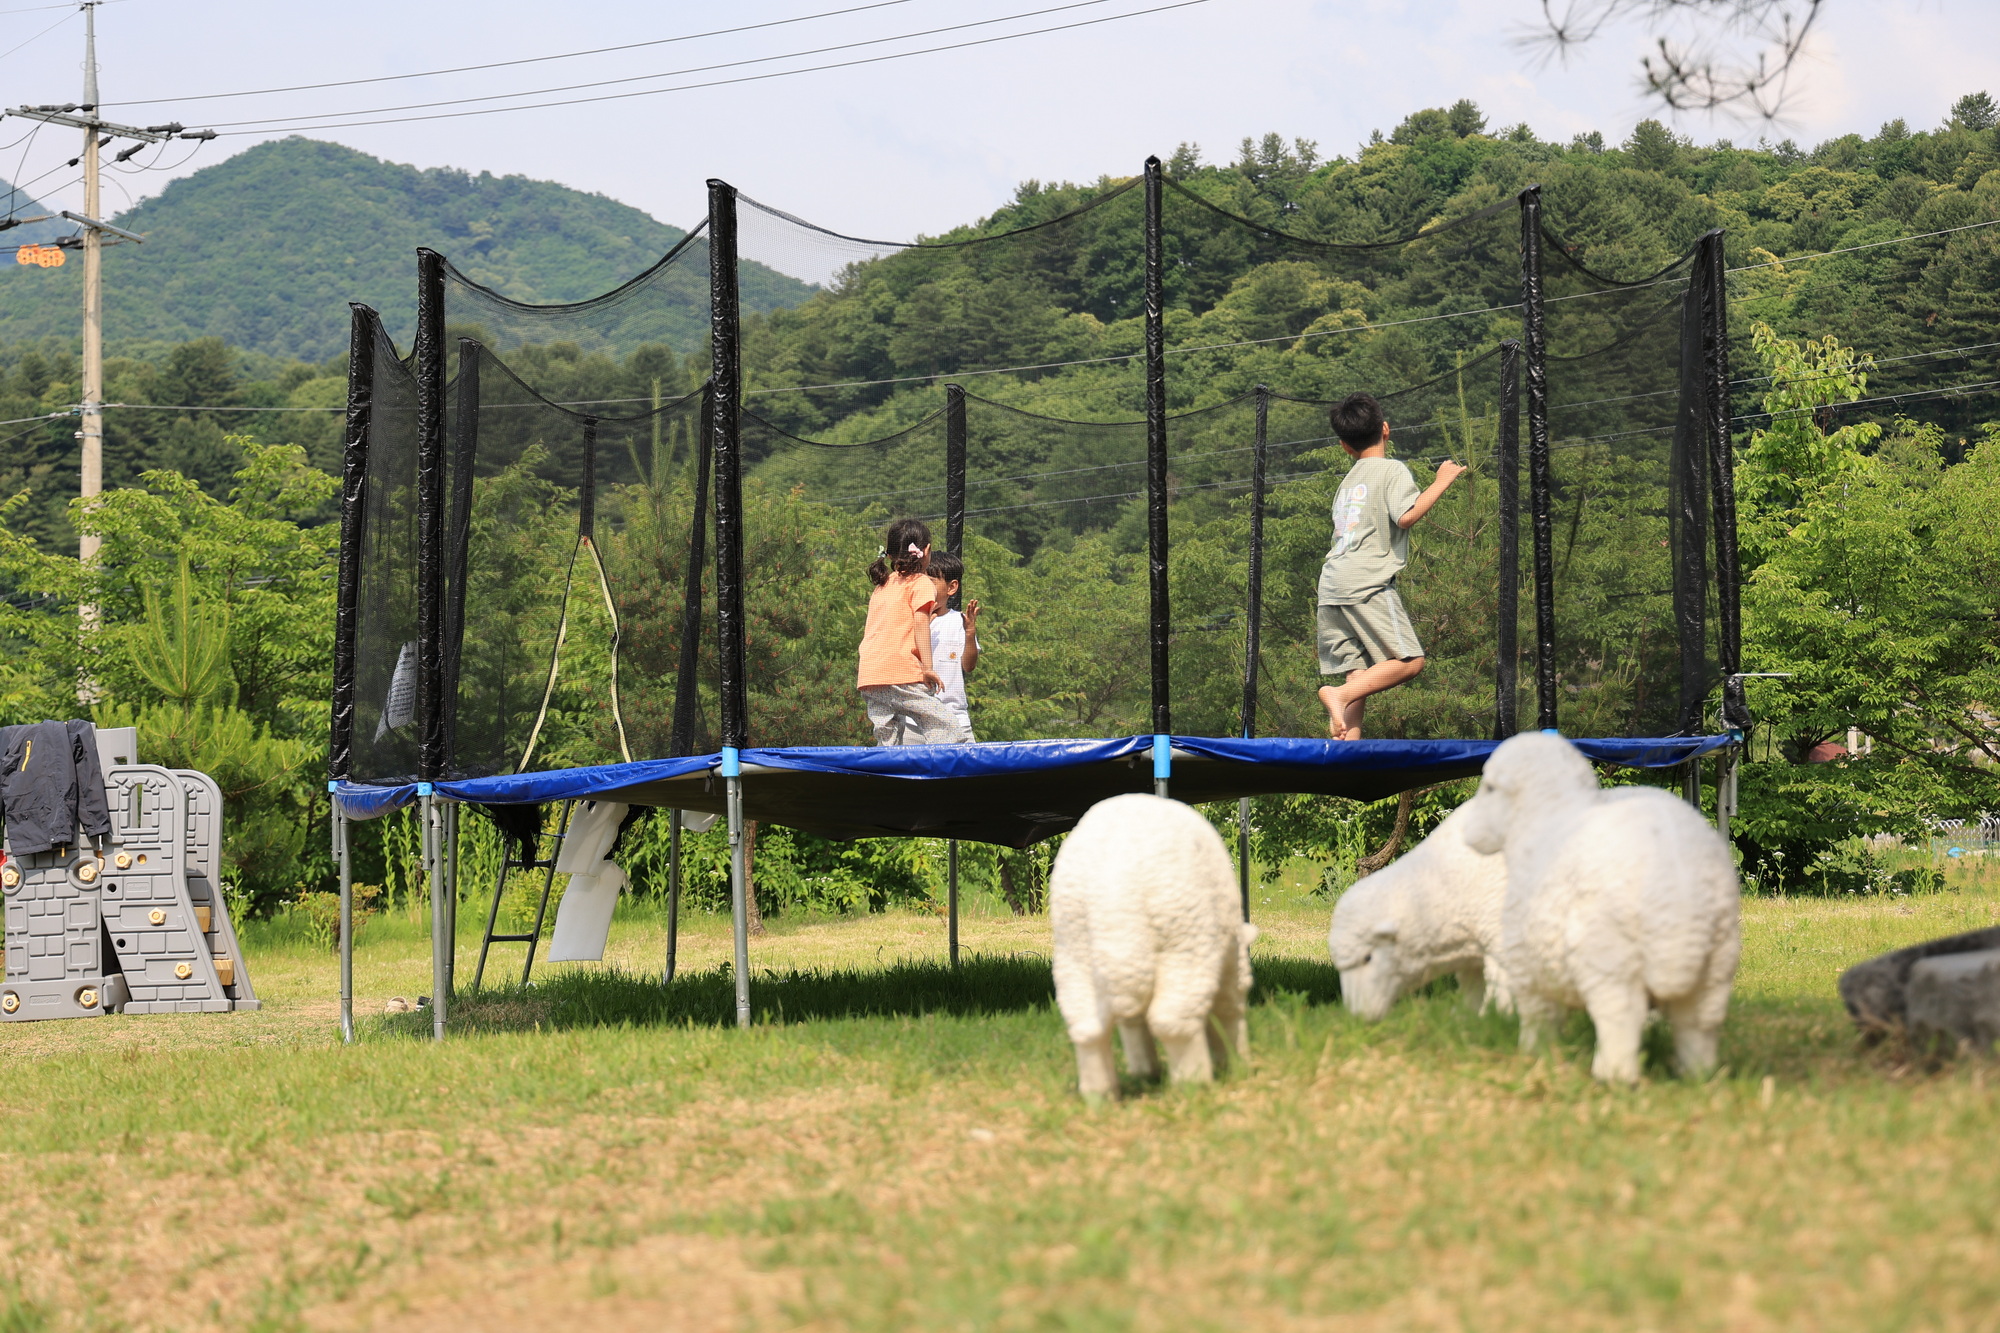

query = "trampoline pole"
(727, 773), (750, 1028)
(1144, 155), (1171, 795)
(444, 801), (459, 999)
(1237, 797), (1252, 924)
(336, 804), (353, 1044)
(425, 794), (446, 1040)
(1518, 186), (1557, 732)
(948, 840), (960, 968)
(663, 815), (682, 985)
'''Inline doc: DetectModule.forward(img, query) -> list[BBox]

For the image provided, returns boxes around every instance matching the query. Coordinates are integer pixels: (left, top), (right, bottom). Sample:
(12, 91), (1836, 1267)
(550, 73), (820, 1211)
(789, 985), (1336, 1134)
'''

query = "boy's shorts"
(1317, 587), (1425, 676)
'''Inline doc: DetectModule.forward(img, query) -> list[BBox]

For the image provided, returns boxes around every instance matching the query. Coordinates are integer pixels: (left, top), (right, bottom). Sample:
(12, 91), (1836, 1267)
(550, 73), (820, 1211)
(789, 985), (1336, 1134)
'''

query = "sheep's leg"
(1515, 992), (1561, 1054)
(1483, 957), (1514, 1015)
(1073, 1032), (1120, 1102)
(1119, 1021), (1161, 1080)
(1203, 1016), (1232, 1075)
(1456, 964), (1487, 1013)
(1582, 982), (1649, 1085)
(1663, 974), (1733, 1078)
(1156, 1025), (1216, 1084)
(1212, 993), (1251, 1062)
(1150, 951), (1224, 1085)
(1211, 936), (1252, 1062)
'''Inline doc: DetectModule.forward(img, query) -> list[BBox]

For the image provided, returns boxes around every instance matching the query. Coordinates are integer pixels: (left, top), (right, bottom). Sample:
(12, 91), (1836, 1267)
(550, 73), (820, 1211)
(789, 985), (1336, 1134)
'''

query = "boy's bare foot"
(1318, 685), (1348, 740)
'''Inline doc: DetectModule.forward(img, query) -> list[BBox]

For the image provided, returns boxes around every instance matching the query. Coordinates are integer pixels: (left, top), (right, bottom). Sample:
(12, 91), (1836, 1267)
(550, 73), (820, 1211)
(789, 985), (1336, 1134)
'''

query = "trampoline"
(328, 162), (1748, 1040)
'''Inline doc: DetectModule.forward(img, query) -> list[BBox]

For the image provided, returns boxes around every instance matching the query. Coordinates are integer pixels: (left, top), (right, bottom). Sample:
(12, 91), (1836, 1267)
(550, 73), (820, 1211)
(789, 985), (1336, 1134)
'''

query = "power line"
(0, 4), (75, 63)
(1724, 218), (2000, 273)
(108, 0), (924, 106)
(0, 0), (130, 14)
(104, 402), (339, 412)
(205, 0), (1213, 136)
(196, 0), (1128, 130)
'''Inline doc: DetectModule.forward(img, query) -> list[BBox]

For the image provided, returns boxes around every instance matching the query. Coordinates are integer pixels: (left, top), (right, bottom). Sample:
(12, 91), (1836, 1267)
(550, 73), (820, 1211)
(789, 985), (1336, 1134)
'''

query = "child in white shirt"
(927, 551), (981, 743)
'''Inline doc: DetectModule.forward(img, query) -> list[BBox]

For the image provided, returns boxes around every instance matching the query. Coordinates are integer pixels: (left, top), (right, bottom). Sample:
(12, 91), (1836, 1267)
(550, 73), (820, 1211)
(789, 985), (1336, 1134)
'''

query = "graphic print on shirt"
(1330, 481), (1369, 557)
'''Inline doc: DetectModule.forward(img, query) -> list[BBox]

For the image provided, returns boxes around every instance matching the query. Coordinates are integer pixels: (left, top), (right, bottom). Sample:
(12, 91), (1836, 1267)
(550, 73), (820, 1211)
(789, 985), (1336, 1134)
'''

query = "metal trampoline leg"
(424, 795), (447, 1041)
(1237, 796), (1252, 923)
(443, 802), (459, 999)
(426, 788), (450, 1040)
(727, 776), (750, 1028)
(948, 839), (960, 969)
(663, 815), (682, 985)
(1718, 751), (1740, 841)
(336, 806), (354, 1045)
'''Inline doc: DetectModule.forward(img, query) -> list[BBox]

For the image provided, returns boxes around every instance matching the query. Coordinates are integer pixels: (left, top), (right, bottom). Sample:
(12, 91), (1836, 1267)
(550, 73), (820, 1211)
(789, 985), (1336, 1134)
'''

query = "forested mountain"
(0, 137), (812, 360)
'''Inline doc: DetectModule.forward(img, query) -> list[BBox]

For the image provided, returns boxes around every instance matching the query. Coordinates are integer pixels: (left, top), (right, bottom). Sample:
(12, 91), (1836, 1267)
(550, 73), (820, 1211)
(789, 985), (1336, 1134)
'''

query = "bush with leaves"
(0, 440), (337, 914)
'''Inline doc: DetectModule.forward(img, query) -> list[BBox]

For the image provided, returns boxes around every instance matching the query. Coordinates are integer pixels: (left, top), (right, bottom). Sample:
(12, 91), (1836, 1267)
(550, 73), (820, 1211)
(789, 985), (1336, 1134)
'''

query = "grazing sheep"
(1329, 805), (1512, 1021)
(1458, 733), (1740, 1084)
(1050, 793), (1256, 1101)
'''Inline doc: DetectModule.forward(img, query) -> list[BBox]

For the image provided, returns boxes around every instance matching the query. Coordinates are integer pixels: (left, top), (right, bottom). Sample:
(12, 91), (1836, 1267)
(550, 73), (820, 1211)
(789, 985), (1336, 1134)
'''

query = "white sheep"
(1050, 793), (1257, 1101)
(1329, 804), (1513, 1021)
(1458, 733), (1741, 1084)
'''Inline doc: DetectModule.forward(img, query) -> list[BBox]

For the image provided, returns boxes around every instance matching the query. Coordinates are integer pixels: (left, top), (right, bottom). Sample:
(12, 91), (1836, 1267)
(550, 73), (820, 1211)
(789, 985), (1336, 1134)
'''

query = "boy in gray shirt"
(1316, 393), (1464, 740)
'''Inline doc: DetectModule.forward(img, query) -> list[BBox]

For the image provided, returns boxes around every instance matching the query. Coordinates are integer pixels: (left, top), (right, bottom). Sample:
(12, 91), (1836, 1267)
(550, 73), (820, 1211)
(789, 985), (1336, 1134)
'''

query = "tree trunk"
(1354, 789), (1419, 878)
(998, 847), (1047, 915)
(744, 818), (767, 936)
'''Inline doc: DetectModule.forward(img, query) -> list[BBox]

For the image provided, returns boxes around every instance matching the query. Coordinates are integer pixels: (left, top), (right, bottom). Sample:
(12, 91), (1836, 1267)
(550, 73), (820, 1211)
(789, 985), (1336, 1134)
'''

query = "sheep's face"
(1463, 733), (1597, 853)
(1332, 918), (1403, 1021)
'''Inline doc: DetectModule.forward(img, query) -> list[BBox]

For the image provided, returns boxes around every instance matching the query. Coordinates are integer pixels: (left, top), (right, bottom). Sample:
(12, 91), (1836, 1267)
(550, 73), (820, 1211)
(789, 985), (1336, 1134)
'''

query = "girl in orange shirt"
(857, 518), (959, 745)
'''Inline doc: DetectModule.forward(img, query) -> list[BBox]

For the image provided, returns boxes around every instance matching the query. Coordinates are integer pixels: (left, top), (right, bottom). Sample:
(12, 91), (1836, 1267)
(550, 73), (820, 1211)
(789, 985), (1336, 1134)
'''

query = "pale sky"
(3, 0), (1995, 270)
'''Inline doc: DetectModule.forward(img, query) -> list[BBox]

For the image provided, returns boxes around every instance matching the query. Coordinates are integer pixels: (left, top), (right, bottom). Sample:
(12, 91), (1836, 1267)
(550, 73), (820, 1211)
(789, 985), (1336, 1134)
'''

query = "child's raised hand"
(963, 599), (980, 632)
(1436, 459), (1468, 485)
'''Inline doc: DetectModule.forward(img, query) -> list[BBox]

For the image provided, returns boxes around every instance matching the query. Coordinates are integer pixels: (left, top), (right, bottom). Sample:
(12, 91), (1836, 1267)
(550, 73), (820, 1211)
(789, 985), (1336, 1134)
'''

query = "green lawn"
(3, 867), (1997, 1332)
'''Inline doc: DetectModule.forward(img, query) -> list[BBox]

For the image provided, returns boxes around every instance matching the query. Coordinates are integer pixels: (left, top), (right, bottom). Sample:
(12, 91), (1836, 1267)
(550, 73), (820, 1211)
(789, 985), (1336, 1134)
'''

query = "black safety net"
(342, 313), (422, 784)
(1537, 223), (1708, 736)
(439, 342), (707, 779)
(333, 166), (1741, 793)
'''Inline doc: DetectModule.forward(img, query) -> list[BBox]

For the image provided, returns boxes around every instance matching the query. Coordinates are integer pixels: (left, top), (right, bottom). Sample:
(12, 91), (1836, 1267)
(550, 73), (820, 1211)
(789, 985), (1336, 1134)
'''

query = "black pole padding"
(708, 179), (748, 751)
(1495, 340), (1521, 740)
(441, 337), (482, 775)
(670, 397), (714, 758)
(1144, 155), (1171, 737)
(1702, 230), (1749, 733)
(1517, 188), (1557, 732)
(414, 249), (449, 782)
(945, 383), (967, 611)
(1240, 385), (1268, 740)
(329, 304), (376, 782)
(579, 416), (599, 541)
(1670, 263), (1711, 736)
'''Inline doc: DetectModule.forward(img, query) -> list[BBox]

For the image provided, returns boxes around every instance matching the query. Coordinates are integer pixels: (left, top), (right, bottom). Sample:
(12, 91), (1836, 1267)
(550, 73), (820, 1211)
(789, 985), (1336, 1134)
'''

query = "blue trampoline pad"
(335, 734), (1732, 849)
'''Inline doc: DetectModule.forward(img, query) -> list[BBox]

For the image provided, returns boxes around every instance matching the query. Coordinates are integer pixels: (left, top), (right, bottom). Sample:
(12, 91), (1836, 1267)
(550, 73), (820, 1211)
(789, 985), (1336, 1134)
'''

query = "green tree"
(1948, 91), (1997, 132)
(1733, 327), (2000, 886)
(0, 440), (336, 912)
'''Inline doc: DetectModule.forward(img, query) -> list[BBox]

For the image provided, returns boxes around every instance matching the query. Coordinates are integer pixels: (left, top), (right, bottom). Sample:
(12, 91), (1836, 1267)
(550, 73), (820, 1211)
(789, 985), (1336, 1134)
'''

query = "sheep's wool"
(1050, 794), (1256, 1101)
(1329, 804), (1512, 1021)
(1460, 733), (1741, 1084)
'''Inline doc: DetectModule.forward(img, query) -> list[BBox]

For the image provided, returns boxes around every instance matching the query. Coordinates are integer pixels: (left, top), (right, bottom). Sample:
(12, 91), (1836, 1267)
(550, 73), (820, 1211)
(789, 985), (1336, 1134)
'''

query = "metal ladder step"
(471, 801), (575, 991)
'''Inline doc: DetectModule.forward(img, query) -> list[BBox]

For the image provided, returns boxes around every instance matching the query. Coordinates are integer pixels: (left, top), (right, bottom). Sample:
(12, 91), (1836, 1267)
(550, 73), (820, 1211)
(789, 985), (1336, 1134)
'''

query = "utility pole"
(5, 2), (213, 573)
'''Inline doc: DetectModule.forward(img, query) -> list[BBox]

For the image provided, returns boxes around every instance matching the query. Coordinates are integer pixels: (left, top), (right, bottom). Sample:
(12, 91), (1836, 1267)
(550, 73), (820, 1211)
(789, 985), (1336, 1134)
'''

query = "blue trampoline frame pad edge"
(334, 733), (1734, 847)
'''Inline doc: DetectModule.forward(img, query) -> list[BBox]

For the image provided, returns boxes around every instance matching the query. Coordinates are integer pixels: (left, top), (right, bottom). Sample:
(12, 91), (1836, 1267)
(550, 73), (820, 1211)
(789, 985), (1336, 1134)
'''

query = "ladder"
(472, 801), (574, 990)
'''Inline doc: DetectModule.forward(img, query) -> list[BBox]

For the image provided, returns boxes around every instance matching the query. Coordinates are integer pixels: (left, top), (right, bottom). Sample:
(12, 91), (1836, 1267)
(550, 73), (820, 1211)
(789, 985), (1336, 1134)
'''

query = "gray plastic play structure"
(1, 726), (256, 1022)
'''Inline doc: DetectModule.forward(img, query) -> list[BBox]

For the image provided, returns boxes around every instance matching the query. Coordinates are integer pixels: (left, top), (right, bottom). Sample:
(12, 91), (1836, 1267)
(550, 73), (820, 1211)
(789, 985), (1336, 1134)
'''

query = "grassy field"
(3, 866), (1998, 1333)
